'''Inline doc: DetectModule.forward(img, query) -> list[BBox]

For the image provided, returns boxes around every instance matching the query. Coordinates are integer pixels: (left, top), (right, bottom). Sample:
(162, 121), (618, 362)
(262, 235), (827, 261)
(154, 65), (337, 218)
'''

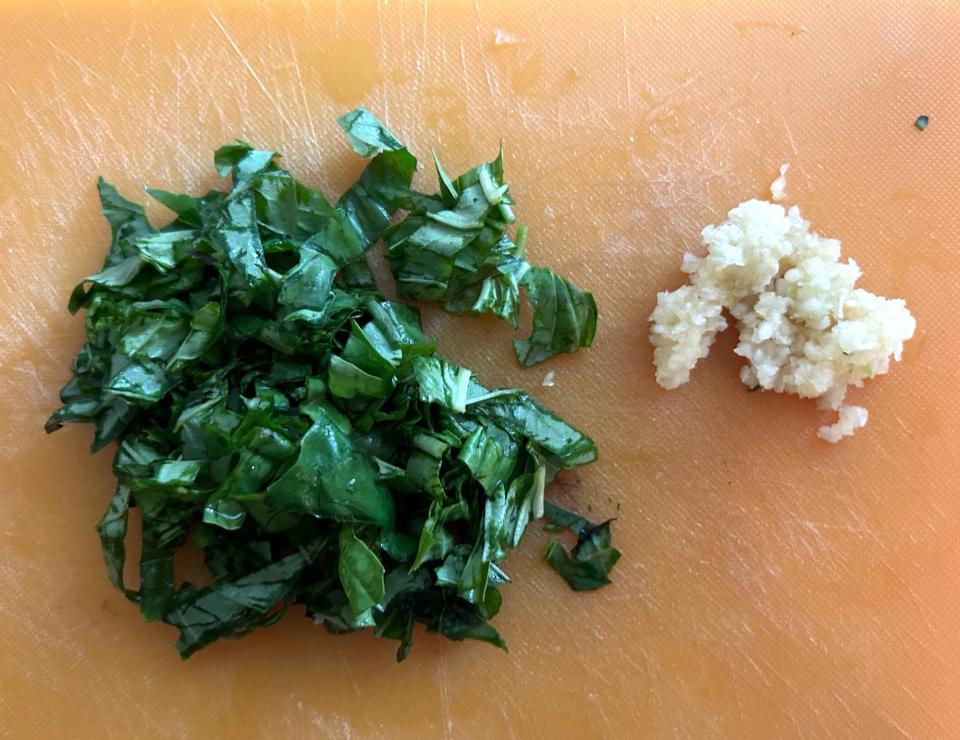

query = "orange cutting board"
(1, 1), (958, 737)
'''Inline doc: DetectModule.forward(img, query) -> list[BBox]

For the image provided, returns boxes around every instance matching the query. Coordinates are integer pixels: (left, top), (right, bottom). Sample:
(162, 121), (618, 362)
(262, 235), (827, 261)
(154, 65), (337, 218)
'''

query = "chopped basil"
(47, 109), (615, 661)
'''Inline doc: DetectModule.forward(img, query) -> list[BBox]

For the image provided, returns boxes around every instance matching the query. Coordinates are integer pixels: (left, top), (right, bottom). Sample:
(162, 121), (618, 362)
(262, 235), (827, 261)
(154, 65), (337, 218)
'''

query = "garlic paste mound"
(649, 199), (915, 442)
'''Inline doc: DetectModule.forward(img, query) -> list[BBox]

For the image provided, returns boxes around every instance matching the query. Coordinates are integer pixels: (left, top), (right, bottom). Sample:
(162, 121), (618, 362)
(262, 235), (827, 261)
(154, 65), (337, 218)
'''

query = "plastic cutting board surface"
(0, 1), (958, 736)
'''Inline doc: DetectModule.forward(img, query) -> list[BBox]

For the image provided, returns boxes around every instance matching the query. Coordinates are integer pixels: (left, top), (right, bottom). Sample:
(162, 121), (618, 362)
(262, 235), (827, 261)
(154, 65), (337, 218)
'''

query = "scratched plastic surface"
(1, 1), (958, 737)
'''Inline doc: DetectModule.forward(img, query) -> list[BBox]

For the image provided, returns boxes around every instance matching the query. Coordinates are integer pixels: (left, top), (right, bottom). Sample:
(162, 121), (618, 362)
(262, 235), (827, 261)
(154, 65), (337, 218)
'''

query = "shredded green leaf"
(543, 502), (621, 591)
(47, 109), (615, 661)
(514, 267), (598, 367)
(385, 145), (598, 365)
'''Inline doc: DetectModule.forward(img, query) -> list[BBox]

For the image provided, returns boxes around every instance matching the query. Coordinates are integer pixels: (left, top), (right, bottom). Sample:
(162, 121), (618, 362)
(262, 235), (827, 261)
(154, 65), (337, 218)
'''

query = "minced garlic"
(649, 198), (915, 442)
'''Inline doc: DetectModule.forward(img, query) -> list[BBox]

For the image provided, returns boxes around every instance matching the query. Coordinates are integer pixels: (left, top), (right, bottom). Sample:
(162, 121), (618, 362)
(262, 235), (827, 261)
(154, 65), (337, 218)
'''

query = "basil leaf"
(214, 140), (277, 186)
(545, 507), (620, 591)
(514, 267), (598, 367)
(146, 188), (214, 228)
(165, 547), (316, 658)
(265, 409), (395, 530)
(411, 356), (471, 413)
(254, 170), (333, 241)
(338, 527), (386, 616)
(466, 386), (597, 469)
(138, 504), (194, 621)
(47, 109), (614, 663)
(96, 485), (132, 593)
(336, 108), (417, 249)
(338, 108), (407, 158)
(425, 597), (507, 652)
(385, 149), (596, 365)
(97, 177), (152, 247)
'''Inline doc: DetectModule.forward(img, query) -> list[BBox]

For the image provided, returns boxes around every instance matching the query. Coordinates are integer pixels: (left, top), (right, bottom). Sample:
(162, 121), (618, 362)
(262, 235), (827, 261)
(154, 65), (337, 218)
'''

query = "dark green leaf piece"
(385, 147), (598, 365)
(46, 108), (615, 662)
(543, 502), (621, 591)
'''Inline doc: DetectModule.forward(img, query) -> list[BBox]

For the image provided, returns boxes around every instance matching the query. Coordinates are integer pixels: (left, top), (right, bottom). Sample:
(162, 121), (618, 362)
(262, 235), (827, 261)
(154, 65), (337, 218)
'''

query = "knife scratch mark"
(894, 674), (948, 736)
(287, 31), (318, 149)
(44, 40), (101, 85)
(438, 655), (453, 739)
(422, 0), (429, 50)
(119, 4), (138, 66)
(459, 40), (470, 89)
(782, 117), (799, 156)
(472, 0), (500, 99)
(44, 67), (100, 170)
(209, 10), (294, 135)
(621, 15), (632, 107)
(586, 94), (615, 131)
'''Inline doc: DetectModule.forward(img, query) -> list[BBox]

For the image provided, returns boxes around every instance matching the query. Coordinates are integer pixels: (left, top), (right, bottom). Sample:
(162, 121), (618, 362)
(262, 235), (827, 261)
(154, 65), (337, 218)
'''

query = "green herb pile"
(46, 109), (617, 660)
